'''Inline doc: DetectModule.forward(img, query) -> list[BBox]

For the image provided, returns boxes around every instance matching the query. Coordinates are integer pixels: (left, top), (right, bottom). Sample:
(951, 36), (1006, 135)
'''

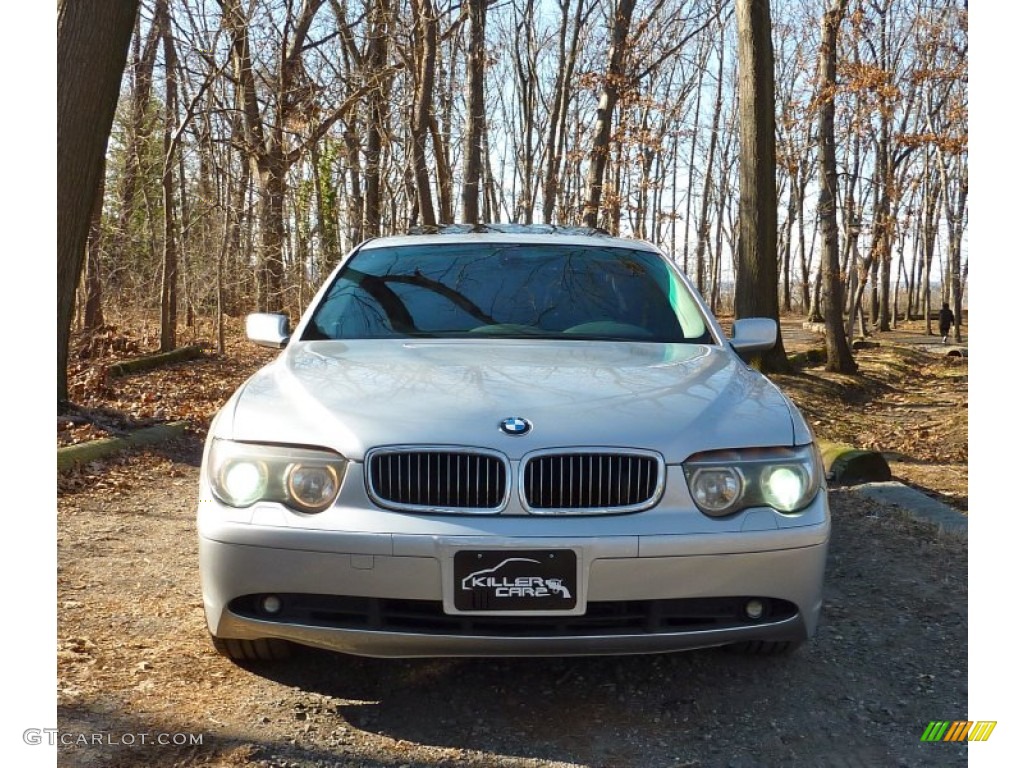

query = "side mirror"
(246, 313), (291, 349)
(731, 317), (777, 357)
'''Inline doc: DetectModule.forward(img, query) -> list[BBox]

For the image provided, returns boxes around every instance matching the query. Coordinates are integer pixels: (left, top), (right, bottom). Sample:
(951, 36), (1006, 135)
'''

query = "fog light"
(261, 595), (282, 615)
(745, 599), (764, 620)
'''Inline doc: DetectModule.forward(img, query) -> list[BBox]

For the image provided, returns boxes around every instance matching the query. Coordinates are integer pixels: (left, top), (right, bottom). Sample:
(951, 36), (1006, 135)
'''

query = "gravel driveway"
(56, 436), (967, 768)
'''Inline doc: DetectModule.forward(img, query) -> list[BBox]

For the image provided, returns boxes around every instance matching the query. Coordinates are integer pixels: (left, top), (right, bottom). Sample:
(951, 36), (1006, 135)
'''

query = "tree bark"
(817, 0), (856, 373)
(83, 156), (106, 332)
(363, 0), (391, 237)
(582, 0), (637, 229)
(410, 0), (439, 225)
(57, 0), (139, 408)
(460, 0), (487, 223)
(734, 0), (788, 371)
(159, 1), (179, 351)
(113, 1), (163, 266)
(694, 28), (725, 297)
(542, 0), (590, 224)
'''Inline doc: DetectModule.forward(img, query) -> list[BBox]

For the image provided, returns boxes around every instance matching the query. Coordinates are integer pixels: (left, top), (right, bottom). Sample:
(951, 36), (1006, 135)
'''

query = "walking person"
(938, 302), (955, 344)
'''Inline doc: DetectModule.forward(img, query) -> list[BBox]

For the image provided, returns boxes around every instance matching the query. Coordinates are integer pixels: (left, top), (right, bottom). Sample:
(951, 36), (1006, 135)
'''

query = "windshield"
(302, 242), (711, 343)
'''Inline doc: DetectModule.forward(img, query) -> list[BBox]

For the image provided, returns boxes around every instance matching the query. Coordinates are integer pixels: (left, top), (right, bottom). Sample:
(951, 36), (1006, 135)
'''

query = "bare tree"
(158, 0), (179, 351)
(222, 0), (366, 311)
(734, 0), (787, 371)
(460, 0), (488, 223)
(693, 19), (727, 297)
(582, 0), (637, 228)
(83, 156), (107, 332)
(408, 0), (441, 225)
(364, 0), (392, 237)
(75, 0), (967, 372)
(817, 0), (856, 373)
(542, 0), (595, 224)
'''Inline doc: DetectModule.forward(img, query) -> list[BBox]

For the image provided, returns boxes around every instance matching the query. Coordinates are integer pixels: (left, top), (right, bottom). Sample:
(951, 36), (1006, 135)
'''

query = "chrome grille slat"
(522, 451), (663, 514)
(368, 448), (507, 513)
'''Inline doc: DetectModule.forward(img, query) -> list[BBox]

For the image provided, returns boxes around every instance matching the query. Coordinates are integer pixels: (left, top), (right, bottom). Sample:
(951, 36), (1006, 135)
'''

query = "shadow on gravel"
(57, 701), (402, 768)
(146, 432), (205, 467)
(248, 645), (891, 766)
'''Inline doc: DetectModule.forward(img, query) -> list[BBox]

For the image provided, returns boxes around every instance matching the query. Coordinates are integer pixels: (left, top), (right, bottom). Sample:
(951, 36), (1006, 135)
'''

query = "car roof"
(358, 224), (663, 254)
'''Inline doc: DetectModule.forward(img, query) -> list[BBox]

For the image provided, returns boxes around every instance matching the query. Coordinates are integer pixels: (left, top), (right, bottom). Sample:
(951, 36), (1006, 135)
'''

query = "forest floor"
(54, 313), (969, 767)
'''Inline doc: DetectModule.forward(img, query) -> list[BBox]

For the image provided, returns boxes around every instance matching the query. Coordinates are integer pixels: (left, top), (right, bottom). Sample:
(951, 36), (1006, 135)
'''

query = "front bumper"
(199, 493), (829, 658)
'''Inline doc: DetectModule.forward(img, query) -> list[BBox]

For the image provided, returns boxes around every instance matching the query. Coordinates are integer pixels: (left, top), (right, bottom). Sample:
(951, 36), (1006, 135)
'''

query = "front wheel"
(211, 635), (292, 661)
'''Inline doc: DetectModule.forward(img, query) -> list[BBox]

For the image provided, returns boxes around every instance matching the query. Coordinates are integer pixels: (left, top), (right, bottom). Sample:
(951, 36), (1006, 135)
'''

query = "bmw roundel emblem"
(499, 417), (531, 436)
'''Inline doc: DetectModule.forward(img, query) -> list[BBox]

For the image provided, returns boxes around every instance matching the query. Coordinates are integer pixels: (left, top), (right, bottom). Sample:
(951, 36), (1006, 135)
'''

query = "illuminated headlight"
(683, 445), (822, 517)
(209, 439), (347, 513)
(219, 459), (268, 507)
(761, 465), (809, 512)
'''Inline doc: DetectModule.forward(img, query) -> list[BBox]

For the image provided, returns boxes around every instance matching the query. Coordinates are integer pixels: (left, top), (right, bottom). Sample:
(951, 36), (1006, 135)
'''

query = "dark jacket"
(938, 307), (955, 330)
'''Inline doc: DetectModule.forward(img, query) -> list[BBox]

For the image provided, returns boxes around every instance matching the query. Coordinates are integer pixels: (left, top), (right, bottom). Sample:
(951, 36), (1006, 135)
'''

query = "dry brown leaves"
(60, 315), (276, 450)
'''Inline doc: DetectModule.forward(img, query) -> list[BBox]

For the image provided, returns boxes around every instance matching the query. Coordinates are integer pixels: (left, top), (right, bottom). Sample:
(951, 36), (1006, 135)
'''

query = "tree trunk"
(461, 0), (487, 223)
(582, 0), (637, 228)
(410, 0), (438, 226)
(255, 157), (287, 312)
(57, 0), (138, 408)
(921, 161), (939, 333)
(342, 129), (365, 246)
(680, 50), (706, 275)
(869, 118), (893, 332)
(225, 153), (249, 317)
(797, 158), (813, 315)
(780, 173), (795, 314)
(159, 1), (178, 352)
(363, 0), (390, 237)
(83, 156), (106, 332)
(542, 0), (589, 225)
(937, 150), (967, 343)
(113, 1), (163, 266)
(694, 31), (724, 297)
(311, 141), (340, 273)
(817, 0), (856, 373)
(734, 0), (788, 372)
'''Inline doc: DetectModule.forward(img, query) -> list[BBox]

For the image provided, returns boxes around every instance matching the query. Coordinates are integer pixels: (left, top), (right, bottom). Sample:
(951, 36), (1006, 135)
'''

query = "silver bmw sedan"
(198, 226), (829, 661)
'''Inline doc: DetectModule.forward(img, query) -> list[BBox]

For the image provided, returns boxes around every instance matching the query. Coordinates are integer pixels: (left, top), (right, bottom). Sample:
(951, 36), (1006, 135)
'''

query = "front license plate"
(453, 549), (577, 611)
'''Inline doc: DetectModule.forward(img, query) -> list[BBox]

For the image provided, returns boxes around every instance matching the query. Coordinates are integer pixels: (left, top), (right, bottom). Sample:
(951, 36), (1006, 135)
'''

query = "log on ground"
(57, 421), (189, 471)
(107, 345), (205, 378)
(818, 440), (892, 485)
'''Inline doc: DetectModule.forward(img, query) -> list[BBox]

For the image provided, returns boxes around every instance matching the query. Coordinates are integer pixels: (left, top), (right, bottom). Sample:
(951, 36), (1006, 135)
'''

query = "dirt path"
(57, 448), (966, 767)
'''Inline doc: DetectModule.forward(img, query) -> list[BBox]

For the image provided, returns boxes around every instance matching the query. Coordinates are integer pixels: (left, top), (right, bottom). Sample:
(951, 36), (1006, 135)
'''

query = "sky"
(10, 1), (1017, 765)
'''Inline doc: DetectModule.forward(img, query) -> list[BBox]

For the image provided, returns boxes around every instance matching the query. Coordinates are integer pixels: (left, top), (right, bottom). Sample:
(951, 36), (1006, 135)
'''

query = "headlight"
(209, 439), (348, 513)
(683, 444), (822, 517)
(689, 467), (743, 514)
(286, 463), (341, 511)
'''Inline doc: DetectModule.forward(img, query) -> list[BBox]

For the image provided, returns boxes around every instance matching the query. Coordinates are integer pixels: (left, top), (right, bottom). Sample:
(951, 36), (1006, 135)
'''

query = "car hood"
(222, 339), (800, 462)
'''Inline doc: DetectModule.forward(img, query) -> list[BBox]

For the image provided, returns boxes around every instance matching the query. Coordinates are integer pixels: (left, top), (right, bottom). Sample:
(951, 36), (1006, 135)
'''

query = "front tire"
(211, 635), (292, 661)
